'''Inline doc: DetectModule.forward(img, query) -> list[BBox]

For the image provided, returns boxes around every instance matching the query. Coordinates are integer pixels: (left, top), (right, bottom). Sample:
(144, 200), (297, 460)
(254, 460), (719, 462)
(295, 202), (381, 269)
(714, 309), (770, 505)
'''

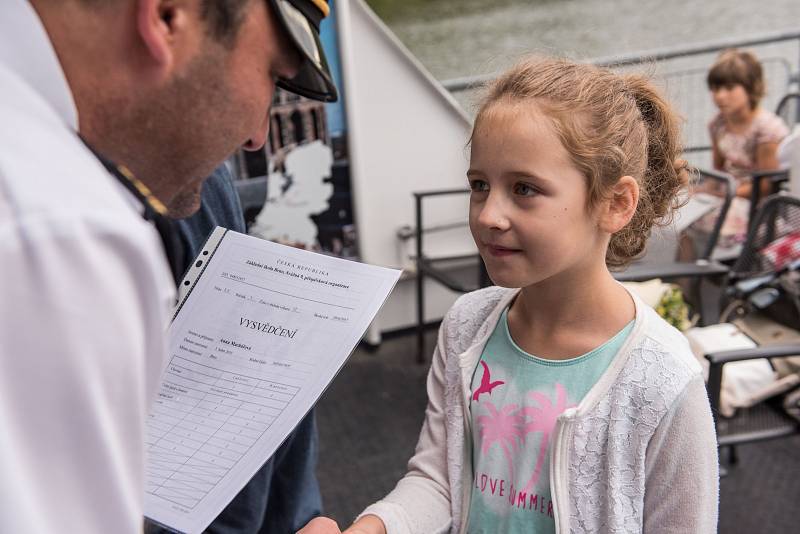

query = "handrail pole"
(442, 30), (800, 92)
(415, 193), (426, 364)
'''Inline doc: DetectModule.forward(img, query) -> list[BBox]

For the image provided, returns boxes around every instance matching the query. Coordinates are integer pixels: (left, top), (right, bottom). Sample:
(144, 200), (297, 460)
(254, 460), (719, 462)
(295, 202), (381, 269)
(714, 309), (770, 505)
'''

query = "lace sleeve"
(643, 376), (719, 533)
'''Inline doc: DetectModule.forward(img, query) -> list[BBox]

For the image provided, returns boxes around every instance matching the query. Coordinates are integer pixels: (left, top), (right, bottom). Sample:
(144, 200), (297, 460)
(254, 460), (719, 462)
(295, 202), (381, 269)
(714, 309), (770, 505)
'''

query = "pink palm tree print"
(476, 401), (526, 477)
(520, 383), (573, 492)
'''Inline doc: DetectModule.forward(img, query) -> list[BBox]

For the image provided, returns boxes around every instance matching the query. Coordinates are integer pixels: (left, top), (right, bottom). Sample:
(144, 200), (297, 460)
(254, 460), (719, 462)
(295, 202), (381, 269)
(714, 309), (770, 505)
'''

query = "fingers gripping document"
(144, 228), (400, 533)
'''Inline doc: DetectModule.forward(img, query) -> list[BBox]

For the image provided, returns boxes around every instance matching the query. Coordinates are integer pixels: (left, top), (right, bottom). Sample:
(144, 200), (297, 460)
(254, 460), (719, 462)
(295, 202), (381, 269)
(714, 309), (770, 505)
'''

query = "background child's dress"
(697, 109), (789, 249)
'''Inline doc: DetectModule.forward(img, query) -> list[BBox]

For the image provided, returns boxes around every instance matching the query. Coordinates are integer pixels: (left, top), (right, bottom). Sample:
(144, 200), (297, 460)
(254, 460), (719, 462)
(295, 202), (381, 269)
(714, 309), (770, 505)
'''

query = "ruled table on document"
(146, 356), (299, 508)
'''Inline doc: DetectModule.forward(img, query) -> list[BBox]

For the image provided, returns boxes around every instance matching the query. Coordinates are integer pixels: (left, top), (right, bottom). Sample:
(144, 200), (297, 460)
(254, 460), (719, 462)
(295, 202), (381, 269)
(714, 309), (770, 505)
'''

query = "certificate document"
(144, 228), (400, 533)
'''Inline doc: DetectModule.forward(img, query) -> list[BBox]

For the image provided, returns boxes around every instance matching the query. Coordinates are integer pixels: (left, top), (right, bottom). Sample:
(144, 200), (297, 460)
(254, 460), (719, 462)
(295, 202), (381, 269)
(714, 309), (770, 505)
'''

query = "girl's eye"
(469, 180), (489, 193)
(513, 182), (538, 197)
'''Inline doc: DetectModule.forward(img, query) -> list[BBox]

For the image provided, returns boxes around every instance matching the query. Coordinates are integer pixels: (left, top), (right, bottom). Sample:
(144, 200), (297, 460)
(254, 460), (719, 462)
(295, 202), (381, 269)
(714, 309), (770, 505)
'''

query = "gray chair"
(703, 194), (800, 469)
(614, 169), (736, 325)
(749, 169), (790, 229)
(776, 92), (800, 131)
(744, 93), (798, 222)
(411, 189), (490, 363)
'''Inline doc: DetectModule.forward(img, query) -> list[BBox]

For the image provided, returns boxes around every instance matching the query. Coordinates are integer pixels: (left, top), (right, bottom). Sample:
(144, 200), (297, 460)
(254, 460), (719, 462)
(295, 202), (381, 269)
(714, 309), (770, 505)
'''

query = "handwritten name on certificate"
(144, 229), (400, 533)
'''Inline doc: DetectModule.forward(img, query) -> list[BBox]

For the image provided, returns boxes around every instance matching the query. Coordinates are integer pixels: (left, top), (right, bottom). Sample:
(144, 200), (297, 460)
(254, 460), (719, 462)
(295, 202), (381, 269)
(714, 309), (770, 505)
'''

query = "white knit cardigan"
(360, 286), (719, 533)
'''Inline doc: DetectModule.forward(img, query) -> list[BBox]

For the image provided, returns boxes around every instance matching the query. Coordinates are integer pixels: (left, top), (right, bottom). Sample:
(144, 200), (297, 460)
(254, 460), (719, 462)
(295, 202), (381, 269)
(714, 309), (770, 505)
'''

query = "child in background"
(702, 49), (789, 249)
(302, 56), (719, 534)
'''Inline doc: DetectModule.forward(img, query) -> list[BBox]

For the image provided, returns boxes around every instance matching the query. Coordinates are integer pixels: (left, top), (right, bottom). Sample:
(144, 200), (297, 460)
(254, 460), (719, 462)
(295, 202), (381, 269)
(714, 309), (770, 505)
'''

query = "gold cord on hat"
(309, 0), (330, 17)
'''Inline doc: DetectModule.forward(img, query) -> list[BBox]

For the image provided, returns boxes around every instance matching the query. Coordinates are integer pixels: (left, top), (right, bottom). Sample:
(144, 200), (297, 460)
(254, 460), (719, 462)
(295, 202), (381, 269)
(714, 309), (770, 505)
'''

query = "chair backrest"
(693, 169), (737, 260)
(776, 93), (800, 131)
(730, 194), (800, 280)
(779, 127), (800, 197)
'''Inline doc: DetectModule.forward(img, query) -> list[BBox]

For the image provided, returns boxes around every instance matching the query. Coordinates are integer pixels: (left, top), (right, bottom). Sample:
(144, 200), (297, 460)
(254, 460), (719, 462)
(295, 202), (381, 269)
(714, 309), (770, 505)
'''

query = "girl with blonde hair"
(303, 56), (719, 534)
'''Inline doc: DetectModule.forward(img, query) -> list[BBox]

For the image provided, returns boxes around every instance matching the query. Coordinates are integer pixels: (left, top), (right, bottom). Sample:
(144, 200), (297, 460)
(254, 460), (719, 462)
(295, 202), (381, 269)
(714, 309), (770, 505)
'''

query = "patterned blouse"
(709, 108), (789, 184)
(698, 109), (790, 249)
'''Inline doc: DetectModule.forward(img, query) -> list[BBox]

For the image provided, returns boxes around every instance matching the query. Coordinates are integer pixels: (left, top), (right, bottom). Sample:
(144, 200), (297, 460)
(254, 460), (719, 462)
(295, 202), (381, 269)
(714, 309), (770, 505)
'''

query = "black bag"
(760, 270), (800, 330)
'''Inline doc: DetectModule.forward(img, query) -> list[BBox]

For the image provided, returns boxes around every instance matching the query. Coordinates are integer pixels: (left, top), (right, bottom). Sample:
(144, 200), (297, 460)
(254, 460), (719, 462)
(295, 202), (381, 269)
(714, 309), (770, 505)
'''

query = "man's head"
(33, 0), (335, 217)
(199, 0), (250, 45)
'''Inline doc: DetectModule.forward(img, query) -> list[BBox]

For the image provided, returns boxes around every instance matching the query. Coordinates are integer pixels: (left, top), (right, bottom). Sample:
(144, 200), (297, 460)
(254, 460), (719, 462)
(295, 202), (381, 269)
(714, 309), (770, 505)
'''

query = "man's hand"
(297, 514), (387, 534)
(297, 517), (342, 534)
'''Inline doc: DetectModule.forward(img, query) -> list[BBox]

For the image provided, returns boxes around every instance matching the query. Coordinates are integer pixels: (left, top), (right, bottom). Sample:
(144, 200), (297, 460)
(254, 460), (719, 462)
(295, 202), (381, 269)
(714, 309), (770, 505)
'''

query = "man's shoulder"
(0, 100), (142, 232)
(0, 62), (106, 202)
(0, 103), (166, 278)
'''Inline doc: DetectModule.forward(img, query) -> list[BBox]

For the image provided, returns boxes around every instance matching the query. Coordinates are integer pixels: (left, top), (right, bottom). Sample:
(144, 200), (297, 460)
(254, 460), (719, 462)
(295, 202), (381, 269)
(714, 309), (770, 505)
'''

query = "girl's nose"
(478, 193), (511, 231)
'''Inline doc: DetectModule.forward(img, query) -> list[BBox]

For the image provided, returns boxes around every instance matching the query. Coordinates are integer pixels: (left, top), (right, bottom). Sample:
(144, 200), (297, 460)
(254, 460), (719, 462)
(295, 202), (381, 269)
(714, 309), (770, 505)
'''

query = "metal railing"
(442, 29), (800, 157)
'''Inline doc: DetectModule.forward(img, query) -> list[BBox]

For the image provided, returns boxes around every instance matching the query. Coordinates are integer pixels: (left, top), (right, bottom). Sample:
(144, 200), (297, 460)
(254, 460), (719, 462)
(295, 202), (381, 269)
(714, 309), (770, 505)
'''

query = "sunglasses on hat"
(270, 0), (338, 103)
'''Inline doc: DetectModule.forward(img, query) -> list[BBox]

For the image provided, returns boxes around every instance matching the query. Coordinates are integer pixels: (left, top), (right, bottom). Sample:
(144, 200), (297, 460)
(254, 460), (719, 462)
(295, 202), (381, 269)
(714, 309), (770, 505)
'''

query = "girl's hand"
(344, 515), (387, 534)
(296, 517), (342, 534)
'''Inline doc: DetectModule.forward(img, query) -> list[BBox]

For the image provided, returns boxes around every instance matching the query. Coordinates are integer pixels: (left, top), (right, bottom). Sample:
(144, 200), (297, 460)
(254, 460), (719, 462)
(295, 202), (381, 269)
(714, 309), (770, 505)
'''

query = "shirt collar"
(0, 0), (79, 130)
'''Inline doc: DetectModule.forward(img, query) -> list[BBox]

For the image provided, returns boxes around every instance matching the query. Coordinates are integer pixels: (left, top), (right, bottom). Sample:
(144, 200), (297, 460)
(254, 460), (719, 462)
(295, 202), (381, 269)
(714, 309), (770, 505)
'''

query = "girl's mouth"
(486, 244), (521, 257)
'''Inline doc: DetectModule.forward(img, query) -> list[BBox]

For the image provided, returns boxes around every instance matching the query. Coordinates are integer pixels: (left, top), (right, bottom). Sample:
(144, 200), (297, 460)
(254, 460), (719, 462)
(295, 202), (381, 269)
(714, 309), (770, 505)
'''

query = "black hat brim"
(271, 0), (339, 102)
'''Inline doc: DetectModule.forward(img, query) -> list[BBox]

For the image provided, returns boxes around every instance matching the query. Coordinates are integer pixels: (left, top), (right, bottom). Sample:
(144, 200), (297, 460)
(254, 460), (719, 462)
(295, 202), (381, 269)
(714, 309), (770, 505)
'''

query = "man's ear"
(599, 175), (639, 233)
(135, 0), (191, 78)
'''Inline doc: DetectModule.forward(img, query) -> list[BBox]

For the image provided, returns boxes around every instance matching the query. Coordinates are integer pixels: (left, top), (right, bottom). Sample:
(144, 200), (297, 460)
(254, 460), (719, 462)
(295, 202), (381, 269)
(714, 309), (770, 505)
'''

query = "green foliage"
(656, 286), (691, 331)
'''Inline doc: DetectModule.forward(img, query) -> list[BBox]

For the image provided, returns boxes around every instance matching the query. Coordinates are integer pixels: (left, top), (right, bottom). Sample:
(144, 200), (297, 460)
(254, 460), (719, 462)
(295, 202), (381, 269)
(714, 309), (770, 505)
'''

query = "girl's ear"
(599, 176), (639, 233)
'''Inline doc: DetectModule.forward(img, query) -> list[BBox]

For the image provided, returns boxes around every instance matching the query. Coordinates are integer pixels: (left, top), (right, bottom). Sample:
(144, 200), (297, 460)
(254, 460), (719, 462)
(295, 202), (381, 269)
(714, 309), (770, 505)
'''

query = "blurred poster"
(235, 0), (357, 259)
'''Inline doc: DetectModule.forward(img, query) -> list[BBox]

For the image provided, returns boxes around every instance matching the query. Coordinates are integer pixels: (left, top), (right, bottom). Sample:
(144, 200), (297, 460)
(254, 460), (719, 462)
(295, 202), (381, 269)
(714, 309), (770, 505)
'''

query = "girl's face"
(468, 103), (607, 289)
(711, 83), (751, 116)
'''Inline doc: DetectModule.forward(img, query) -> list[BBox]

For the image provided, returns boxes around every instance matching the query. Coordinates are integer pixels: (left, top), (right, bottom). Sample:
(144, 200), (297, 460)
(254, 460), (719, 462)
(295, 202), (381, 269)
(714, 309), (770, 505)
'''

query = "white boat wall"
(336, 0), (480, 337)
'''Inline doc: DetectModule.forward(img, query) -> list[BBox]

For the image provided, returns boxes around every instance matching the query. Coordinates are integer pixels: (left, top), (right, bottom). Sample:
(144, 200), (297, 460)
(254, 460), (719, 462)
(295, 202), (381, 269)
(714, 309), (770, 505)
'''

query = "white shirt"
(0, 1), (175, 532)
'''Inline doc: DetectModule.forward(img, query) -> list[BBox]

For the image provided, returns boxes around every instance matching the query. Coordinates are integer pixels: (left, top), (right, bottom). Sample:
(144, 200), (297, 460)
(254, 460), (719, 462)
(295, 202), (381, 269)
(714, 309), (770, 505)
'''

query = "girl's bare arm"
(737, 141), (782, 198)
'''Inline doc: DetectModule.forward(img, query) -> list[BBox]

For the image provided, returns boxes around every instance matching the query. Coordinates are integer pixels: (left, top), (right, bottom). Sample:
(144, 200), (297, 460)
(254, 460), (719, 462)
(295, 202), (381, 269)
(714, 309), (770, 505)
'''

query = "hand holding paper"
(145, 229), (400, 533)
